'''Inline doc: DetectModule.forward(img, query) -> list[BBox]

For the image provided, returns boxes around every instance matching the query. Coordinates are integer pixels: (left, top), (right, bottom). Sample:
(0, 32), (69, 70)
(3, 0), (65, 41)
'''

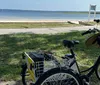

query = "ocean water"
(0, 9), (100, 20)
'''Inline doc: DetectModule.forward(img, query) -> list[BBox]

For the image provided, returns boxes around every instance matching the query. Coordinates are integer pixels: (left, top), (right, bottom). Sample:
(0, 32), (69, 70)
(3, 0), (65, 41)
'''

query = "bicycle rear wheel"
(35, 67), (83, 85)
(21, 63), (33, 85)
(95, 64), (100, 80)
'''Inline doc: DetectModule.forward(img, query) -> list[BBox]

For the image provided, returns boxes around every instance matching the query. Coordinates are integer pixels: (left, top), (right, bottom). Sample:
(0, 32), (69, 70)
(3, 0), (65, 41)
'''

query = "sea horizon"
(0, 9), (99, 21)
(0, 8), (100, 13)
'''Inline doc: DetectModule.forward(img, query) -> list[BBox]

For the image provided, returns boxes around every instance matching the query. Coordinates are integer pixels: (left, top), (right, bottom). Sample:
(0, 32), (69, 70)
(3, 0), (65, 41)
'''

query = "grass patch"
(0, 32), (99, 84)
(0, 22), (81, 28)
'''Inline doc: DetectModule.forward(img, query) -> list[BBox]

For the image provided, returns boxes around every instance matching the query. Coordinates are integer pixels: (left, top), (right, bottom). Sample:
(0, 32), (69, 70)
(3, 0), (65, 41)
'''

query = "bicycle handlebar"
(82, 29), (92, 35)
(82, 28), (100, 36)
(94, 19), (100, 23)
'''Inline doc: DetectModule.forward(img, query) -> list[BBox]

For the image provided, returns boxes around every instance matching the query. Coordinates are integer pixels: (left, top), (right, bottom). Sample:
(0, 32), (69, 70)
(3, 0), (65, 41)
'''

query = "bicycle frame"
(84, 55), (100, 77)
(69, 48), (100, 78)
(68, 48), (81, 74)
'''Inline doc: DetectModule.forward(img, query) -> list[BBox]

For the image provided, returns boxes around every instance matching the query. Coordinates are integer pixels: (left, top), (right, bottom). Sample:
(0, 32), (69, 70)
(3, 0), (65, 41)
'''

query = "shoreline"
(0, 18), (92, 23)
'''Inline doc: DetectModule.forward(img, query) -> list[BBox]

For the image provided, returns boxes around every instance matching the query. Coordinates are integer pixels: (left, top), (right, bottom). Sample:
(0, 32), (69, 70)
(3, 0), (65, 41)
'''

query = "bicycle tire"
(21, 63), (34, 85)
(35, 67), (83, 85)
(21, 63), (27, 85)
(95, 64), (100, 80)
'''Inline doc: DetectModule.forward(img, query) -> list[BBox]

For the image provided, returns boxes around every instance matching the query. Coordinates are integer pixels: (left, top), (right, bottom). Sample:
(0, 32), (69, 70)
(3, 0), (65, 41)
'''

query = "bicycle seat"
(94, 19), (100, 23)
(63, 40), (79, 48)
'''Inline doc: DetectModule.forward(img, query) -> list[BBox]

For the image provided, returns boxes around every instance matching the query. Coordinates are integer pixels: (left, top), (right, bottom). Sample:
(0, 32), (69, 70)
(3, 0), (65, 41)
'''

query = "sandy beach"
(0, 18), (90, 22)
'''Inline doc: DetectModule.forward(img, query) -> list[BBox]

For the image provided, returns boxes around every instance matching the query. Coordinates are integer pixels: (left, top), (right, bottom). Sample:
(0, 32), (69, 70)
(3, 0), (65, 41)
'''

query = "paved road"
(0, 26), (97, 35)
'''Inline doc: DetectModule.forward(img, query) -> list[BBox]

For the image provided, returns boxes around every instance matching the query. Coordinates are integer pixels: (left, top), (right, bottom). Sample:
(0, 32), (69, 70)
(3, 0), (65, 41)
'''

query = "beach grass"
(0, 22), (81, 28)
(0, 32), (99, 85)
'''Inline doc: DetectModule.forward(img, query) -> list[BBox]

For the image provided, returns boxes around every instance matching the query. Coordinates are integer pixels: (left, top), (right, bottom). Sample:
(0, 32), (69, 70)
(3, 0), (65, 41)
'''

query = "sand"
(0, 18), (91, 23)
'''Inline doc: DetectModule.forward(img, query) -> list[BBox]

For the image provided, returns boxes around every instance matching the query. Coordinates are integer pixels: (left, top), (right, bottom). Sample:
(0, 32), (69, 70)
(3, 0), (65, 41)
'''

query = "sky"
(0, 0), (100, 11)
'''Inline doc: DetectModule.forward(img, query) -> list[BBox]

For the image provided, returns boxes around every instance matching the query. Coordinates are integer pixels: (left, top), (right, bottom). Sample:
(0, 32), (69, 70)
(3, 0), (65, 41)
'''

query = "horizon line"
(0, 8), (100, 12)
(0, 8), (90, 12)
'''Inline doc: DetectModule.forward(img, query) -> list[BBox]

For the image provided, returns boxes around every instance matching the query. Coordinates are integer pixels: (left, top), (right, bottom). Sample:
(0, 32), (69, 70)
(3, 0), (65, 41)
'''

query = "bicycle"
(21, 19), (100, 85)
(21, 49), (83, 85)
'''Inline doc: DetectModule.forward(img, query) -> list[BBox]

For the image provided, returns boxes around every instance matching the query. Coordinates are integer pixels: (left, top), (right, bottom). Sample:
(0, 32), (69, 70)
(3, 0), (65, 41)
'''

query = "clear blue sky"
(0, 0), (100, 11)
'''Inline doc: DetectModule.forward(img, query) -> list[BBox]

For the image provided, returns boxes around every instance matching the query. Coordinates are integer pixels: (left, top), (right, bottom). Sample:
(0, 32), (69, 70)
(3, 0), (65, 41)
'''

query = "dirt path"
(0, 26), (97, 35)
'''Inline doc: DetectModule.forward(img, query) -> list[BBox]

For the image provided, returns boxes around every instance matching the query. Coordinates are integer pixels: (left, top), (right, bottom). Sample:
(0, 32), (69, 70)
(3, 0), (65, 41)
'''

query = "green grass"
(0, 22), (81, 28)
(0, 32), (99, 84)
(0, 21), (97, 28)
